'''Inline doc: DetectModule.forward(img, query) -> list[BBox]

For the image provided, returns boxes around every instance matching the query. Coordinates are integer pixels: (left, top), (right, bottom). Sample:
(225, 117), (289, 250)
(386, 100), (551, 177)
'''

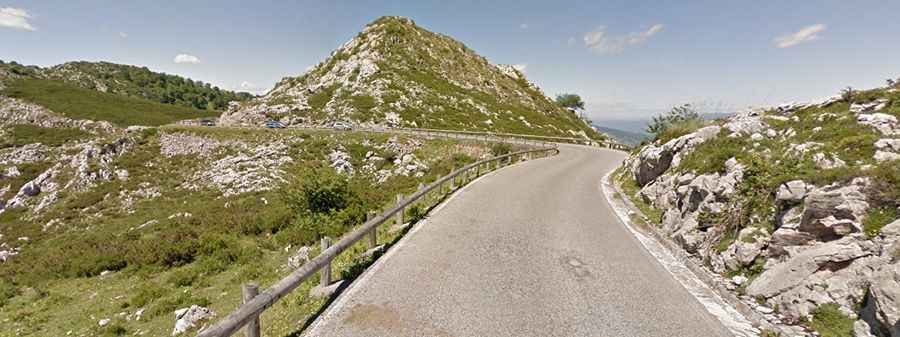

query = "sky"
(3, 1), (900, 131)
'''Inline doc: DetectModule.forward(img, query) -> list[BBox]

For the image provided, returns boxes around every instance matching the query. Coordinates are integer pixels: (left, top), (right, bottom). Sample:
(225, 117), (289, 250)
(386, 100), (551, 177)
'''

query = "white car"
(332, 121), (352, 131)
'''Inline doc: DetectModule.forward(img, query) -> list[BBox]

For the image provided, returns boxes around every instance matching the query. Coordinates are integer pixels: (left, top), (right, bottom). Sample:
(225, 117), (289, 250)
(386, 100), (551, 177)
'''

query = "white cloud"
(0, 7), (36, 31)
(774, 24), (826, 48)
(118, 32), (128, 39)
(173, 54), (201, 64)
(584, 24), (664, 54)
(519, 23), (528, 29)
(237, 81), (269, 95)
(512, 63), (527, 73)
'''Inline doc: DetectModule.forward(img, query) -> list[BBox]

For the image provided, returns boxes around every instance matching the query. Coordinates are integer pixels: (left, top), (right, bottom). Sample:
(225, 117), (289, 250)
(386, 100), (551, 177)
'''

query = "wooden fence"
(195, 145), (560, 337)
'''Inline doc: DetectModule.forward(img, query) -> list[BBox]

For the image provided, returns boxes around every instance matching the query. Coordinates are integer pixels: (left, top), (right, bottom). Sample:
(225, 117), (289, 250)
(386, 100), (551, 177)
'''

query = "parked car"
(265, 120), (285, 129)
(332, 121), (352, 131)
(200, 119), (215, 127)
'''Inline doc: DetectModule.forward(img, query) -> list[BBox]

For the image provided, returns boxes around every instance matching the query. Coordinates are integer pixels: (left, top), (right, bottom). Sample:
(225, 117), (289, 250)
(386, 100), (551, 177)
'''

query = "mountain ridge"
(221, 16), (603, 140)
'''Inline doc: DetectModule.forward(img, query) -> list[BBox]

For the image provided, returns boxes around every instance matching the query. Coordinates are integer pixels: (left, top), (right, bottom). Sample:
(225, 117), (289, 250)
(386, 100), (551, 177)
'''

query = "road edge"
(599, 171), (761, 337)
(300, 154), (554, 336)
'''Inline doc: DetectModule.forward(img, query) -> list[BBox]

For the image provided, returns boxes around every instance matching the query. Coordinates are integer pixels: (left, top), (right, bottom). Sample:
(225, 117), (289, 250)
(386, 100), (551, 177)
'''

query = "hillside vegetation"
(618, 81), (900, 337)
(222, 16), (602, 141)
(1, 60), (253, 110)
(4, 78), (218, 126)
(0, 106), (504, 336)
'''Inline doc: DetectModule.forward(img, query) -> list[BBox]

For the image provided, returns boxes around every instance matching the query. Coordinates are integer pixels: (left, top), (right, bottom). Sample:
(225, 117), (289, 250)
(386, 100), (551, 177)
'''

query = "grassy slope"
(0, 127), (507, 337)
(4, 78), (219, 126)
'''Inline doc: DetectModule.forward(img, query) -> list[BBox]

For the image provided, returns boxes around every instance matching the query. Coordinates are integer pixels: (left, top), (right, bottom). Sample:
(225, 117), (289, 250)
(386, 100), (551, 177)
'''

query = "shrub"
(647, 104), (706, 143)
(490, 142), (512, 156)
(282, 168), (352, 215)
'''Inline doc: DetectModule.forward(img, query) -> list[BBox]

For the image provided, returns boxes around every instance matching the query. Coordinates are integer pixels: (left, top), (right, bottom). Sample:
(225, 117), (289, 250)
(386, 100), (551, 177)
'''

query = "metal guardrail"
(195, 145), (560, 337)
(352, 126), (629, 151)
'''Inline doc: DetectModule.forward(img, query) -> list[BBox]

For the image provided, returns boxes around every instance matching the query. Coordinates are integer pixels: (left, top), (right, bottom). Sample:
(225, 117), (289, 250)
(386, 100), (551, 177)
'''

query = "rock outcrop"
(620, 85), (900, 336)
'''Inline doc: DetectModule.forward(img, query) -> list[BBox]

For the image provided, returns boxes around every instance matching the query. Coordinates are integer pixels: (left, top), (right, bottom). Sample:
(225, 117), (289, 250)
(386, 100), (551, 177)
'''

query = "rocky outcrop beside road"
(619, 87), (900, 336)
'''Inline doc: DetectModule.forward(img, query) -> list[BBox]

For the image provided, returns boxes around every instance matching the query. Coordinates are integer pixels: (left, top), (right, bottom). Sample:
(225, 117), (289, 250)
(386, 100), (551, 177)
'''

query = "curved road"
(304, 145), (733, 337)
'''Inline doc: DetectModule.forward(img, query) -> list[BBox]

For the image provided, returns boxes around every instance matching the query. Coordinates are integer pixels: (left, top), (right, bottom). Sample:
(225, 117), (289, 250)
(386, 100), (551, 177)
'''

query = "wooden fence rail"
(196, 145), (560, 337)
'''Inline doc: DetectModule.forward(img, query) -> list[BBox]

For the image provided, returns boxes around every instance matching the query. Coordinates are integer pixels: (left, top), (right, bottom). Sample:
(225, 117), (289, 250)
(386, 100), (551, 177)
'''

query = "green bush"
(282, 168), (353, 215)
(647, 104), (706, 143)
(490, 142), (512, 156)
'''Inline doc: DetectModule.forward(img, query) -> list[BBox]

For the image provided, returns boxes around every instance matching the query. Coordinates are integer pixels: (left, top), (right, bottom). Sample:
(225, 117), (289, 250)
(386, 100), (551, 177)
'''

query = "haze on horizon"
(3, 1), (899, 131)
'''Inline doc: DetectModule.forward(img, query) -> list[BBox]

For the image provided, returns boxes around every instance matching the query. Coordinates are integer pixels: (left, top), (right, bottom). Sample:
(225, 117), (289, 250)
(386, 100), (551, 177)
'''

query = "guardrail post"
(242, 283), (260, 337)
(367, 212), (377, 249)
(320, 237), (332, 287)
(395, 194), (405, 225)
(450, 169), (456, 190)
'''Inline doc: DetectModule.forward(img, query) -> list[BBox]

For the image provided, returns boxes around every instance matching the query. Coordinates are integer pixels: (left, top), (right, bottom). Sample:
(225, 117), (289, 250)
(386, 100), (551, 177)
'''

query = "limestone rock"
(776, 180), (809, 203)
(747, 236), (870, 299)
(868, 263), (900, 337)
(172, 305), (214, 335)
(800, 184), (869, 241)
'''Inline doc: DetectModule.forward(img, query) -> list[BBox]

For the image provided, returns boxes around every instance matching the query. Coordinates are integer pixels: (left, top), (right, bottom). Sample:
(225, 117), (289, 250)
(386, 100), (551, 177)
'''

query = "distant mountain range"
(593, 112), (734, 145)
(593, 125), (649, 146)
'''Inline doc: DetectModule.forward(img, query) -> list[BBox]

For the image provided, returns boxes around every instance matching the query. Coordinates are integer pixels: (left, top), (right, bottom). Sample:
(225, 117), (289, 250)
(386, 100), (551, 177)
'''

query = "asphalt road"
(304, 145), (733, 337)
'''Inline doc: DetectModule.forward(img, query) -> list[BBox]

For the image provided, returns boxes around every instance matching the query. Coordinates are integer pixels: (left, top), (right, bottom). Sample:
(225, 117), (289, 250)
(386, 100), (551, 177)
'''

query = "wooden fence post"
(450, 169), (456, 190)
(367, 212), (377, 249)
(242, 283), (260, 337)
(320, 237), (332, 287)
(395, 194), (405, 226)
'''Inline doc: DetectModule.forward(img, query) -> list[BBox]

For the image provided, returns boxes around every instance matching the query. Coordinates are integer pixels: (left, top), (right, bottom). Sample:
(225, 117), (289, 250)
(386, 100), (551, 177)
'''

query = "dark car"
(266, 120), (286, 129)
(200, 119), (215, 127)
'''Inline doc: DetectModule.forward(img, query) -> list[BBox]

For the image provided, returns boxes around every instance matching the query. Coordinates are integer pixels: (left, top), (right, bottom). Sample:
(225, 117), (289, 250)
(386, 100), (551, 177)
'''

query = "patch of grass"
(308, 84), (338, 111)
(864, 207), (898, 237)
(4, 78), (218, 126)
(614, 167), (663, 224)
(715, 230), (737, 253)
(810, 303), (854, 337)
(0, 124), (89, 148)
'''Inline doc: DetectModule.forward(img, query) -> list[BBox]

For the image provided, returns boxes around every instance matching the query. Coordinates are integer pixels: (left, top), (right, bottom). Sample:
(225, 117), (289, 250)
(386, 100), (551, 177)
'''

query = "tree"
(646, 104), (702, 137)
(841, 86), (855, 104)
(555, 93), (585, 111)
(888, 79), (897, 88)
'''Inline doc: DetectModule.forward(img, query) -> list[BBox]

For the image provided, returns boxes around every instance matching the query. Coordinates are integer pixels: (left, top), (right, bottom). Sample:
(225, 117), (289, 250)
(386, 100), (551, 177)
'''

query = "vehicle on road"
(200, 118), (215, 127)
(332, 121), (352, 130)
(265, 120), (285, 129)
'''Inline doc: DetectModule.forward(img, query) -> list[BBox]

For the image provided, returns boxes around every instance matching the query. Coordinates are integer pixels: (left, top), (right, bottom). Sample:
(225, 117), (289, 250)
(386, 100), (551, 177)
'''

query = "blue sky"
(3, 1), (900, 129)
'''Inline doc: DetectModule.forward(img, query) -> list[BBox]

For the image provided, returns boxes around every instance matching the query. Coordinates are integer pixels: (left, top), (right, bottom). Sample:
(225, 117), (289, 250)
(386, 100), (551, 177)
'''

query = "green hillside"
(0, 60), (253, 111)
(4, 78), (219, 126)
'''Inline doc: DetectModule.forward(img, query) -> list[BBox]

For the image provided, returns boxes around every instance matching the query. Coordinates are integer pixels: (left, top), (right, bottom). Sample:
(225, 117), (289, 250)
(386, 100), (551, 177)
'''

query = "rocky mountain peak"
(220, 17), (600, 140)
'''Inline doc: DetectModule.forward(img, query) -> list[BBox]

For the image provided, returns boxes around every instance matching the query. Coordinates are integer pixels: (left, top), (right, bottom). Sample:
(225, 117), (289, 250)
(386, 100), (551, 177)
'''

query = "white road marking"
(600, 172), (758, 337)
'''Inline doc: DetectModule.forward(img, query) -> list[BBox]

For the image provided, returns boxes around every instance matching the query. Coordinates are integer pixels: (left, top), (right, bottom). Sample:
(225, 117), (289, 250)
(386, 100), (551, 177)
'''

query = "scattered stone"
(172, 305), (214, 335)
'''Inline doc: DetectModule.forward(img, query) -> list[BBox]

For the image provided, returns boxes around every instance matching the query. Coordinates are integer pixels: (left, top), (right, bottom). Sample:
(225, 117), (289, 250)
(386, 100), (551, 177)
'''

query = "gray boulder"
(800, 184), (869, 241)
(869, 263), (900, 337)
(172, 305), (214, 335)
(776, 180), (809, 203)
(747, 236), (871, 299)
(631, 125), (721, 186)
